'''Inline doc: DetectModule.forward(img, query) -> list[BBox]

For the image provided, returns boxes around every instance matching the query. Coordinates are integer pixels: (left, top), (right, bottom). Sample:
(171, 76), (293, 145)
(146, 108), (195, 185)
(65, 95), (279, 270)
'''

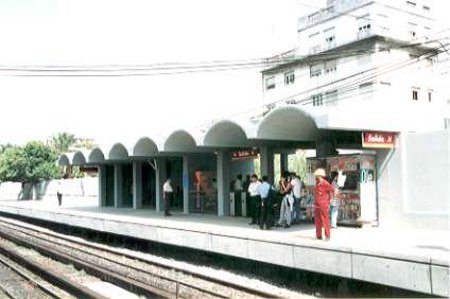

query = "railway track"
(0, 244), (105, 299)
(0, 216), (283, 298)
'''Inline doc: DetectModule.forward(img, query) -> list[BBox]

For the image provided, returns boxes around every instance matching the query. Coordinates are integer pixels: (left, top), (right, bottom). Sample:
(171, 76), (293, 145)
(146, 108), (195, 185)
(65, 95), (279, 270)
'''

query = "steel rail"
(0, 216), (279, 298)
(0, 242), (107, 299)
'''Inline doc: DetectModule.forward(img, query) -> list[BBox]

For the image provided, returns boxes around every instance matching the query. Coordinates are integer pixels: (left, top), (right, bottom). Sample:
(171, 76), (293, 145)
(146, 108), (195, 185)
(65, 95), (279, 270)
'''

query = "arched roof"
(107, 143), (129, 160)
(72, 151), (87, 165)
(88, 147), (105, 164)
(133, 137), (159, 156)
(203, 120), (249, 147)
(257, 107), (319, 141)
(164, 130), (197, 152)
(57, 154), (70, 166)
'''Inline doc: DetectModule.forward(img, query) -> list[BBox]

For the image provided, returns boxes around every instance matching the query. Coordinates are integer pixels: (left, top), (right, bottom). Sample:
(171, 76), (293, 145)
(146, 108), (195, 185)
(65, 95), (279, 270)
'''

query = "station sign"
(231, 149), (259, 161)
(362, 132), (396, 148)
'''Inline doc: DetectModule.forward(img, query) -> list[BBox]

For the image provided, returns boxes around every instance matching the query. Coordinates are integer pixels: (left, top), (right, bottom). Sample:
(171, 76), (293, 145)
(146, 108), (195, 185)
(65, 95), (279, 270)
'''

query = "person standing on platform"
(329, 171), (340, 228)
(314, 168), (335, 240)
(234, 174), (243, 216)
(56, 180), (63, 206)
(290, 173), (305, 224)
(257, 175), (273, 230)
(163, 178), (173, 216)
(277, 173), (292, 228)
(247, 174), (261, 225)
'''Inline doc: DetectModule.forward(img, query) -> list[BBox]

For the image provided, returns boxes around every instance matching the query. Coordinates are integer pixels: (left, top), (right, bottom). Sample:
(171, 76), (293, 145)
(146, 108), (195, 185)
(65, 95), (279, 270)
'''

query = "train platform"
(0, 196), (448, 297)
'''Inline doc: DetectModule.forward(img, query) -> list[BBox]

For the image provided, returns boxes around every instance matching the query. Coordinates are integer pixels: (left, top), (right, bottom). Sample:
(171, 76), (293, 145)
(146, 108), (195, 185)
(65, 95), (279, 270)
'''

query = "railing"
(298, 0), (372, 29)
(264, 49), (297, 68)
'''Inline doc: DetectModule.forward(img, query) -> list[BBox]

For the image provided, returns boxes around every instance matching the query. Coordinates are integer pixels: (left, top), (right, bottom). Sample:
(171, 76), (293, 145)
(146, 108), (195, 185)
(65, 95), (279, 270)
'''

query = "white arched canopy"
(257, 107), (319, 141)
(164, 130), (197, 152)
(88, 147), (105, 164)
(107, 143), (129, 160)
(133, 137), (158, 156)
(203, 120), (249, 147)
(72, 151), (87, 165)
(57, 154), (70, 166)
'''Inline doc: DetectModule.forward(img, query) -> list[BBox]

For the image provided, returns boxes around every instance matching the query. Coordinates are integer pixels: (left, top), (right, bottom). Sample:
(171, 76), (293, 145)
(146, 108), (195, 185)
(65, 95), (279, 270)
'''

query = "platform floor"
(0, 196), (448, 296)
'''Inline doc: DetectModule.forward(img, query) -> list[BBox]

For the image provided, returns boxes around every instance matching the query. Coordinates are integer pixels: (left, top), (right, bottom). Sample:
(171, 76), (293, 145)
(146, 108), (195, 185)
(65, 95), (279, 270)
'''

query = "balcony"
(264, 49), (297, 69)
(298, 0), (372, 30)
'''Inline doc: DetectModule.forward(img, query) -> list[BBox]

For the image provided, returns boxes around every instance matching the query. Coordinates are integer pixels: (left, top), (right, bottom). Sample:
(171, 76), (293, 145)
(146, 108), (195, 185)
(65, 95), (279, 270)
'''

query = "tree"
(0, 146), (28, 183)
(0, 142), (59, 199)
(50, 132), (76, 153)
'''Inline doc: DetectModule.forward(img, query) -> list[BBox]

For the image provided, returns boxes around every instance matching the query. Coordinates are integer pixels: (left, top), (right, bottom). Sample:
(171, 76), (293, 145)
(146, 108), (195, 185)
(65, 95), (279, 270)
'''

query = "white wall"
(377, 131), (450, 229)
(0, 177), (98, 201)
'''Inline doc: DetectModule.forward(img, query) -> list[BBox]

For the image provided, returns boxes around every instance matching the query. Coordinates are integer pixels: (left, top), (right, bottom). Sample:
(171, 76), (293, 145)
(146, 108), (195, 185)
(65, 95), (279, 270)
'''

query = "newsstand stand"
(305, 154), (378, 227)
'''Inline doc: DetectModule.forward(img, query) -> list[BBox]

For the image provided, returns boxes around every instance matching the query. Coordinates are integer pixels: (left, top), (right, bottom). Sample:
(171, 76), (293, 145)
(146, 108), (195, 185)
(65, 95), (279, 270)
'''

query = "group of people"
(245, 172), (306, 230)
(245, 169), (341, 240)
(166, 169), (341, 240)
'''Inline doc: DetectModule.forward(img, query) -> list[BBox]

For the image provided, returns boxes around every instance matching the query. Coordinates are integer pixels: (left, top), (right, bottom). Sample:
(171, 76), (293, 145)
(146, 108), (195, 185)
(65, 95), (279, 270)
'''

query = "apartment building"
(262, 0), (446, 132)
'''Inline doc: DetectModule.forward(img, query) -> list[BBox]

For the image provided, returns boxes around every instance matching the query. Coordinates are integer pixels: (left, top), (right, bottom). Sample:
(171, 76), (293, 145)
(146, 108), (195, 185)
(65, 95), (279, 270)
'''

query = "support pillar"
(316, 131), (338, 158)
(260, 147), (274, 183)
(280, 153), (289, 174)
(98, 165), (107, 207)
(132, 161), (143, 210)
(182, 155), (189, 214)
(155, 157), (166, 212)
(217, 151), (231, 217)
(114, 164), (123, 208)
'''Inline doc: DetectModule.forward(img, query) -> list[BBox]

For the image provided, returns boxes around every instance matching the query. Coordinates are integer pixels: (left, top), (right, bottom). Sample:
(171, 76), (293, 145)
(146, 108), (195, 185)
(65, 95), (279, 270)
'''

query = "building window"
(325, 90), (338, 106)
(423, 5), (430, 11)
(428, 89), (433, 102)
(310, 64), (323, 78)
(266, 76), (276, 90)
(324, 27), (336, 49)
(377, 14), (390, 33)
(312, 94), (323, 106)
(445, 118), (450, 130)
(309, 32), (321, 54)
(412, 88), (419, 101)
(408, 22), (418, 38)
(325, 60), (337, 75)
(284, 71), (295, 85)
(406, 1), (416, 7)
(358, 15), (372, 39)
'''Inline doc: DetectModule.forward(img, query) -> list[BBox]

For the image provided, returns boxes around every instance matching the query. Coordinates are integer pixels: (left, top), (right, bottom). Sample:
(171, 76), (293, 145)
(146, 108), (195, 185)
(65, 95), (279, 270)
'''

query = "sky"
(0, 0), (447, 145)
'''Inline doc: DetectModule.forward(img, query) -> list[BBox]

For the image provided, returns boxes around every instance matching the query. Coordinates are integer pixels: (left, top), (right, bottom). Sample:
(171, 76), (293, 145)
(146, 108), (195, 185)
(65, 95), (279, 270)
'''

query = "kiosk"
(306, 154), (378, 227)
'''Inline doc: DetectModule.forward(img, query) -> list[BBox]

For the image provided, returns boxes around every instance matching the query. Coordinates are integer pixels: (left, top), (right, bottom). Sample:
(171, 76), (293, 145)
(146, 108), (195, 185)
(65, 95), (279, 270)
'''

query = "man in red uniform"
(314, 168), (335, 240)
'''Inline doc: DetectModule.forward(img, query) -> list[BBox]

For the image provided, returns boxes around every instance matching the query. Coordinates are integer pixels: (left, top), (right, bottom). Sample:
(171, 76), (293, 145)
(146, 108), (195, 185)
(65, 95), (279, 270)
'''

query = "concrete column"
(132, 161), (143, 210)
(114, 164), (123, 208)
(260, 147), (274, 183)
(155, 157), (166, 212)
(217, 151), (231, 217)
(182, 155), (189, 214)
(280, 153), (289, 174)
(98, 165), (107, 207)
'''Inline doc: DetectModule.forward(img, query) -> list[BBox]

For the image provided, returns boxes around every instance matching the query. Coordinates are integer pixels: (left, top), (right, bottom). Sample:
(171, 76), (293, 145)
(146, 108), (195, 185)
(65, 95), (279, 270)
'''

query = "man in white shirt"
(163, 178), (173, 216)
(247, 174), (261, 225)
(257, 175), (274, 230)
(290, 173), (304, 224)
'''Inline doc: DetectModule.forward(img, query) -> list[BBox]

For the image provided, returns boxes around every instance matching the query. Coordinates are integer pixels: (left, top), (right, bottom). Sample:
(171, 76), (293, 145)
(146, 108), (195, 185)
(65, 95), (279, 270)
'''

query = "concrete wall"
(0, 177), (98, 201)
(377, 131), (450, 229)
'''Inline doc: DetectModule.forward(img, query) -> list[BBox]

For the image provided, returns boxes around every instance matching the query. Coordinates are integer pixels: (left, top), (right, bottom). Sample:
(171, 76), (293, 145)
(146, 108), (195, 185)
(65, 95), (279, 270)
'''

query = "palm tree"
(51, 132), (76, 153)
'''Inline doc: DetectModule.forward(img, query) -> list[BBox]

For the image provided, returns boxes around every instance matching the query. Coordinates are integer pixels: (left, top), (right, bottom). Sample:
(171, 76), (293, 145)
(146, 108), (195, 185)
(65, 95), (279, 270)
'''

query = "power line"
(192, 42), (447, 129)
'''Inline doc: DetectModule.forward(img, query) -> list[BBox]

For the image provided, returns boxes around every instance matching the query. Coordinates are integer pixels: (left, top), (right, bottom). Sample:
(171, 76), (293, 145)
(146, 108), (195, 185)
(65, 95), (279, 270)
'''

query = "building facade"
(261, 0), (449, 229)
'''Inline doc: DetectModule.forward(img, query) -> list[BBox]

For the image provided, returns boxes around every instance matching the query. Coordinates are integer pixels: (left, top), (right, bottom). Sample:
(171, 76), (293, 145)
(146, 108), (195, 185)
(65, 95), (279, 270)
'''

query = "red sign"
(362, 132), (396, 148)
(231, 149), (259, 161)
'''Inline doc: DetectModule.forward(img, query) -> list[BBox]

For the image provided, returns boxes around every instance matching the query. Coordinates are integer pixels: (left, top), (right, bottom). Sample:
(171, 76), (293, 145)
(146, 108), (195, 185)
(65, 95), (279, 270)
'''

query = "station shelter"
(59, 107), (388, 226)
